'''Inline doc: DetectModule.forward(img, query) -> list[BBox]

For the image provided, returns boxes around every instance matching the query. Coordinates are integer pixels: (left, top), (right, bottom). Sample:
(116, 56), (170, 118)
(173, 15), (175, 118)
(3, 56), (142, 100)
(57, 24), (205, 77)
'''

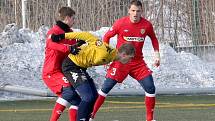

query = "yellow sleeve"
(104, 43), (117, 62)
(65, 32), (99, 44)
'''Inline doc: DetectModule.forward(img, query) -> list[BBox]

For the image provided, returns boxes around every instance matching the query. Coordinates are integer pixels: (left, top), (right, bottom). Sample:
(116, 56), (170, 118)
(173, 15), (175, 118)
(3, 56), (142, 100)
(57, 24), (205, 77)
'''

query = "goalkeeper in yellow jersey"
(51, 32), (135, 121)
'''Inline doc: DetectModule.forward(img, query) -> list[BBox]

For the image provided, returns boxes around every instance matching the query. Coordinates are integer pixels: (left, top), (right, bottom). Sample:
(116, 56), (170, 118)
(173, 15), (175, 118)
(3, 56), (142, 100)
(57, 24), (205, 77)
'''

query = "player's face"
(65, 15), (75, 27)
(119, 53), (134, 64)
(128, 5), (142, 23)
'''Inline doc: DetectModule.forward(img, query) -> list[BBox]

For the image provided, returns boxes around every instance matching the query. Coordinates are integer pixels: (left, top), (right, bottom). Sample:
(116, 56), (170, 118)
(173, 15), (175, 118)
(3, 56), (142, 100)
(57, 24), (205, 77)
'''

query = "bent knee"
(145, 86), (155, 94)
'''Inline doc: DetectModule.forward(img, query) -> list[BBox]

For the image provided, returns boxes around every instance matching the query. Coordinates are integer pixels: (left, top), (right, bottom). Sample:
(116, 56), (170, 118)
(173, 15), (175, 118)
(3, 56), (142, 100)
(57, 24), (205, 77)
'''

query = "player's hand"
(70, 44), (81, 55)
(69, 40), (85, 55)
(76, 40), (86, 46)
(51, 34), (65, 42)
(153, 51), (160, 67)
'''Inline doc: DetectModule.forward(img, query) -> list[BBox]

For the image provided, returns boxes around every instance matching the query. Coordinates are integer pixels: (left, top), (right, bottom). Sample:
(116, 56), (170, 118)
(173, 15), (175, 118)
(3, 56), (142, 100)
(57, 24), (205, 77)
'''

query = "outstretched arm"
(103, 21), (119, 44)
(51, 32), (99, 44)
(46, 33), (70, 53)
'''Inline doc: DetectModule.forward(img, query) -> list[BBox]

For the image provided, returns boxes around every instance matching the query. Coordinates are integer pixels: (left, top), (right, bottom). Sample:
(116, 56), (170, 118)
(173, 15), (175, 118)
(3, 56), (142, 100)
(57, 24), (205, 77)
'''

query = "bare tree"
(0, 0), (214, 46)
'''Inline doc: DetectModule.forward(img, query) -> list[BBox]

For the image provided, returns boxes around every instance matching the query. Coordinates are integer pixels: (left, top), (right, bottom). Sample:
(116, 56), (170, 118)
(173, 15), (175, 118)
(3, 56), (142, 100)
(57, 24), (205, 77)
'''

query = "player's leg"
(129, 59), (155, 121)
(61, 86), (81, 121)
(65, 69), (97, 121)
(90, 78), (117, 119)
(138, 75), (156, 121)
(43, 73), (73, 121)
(75, 80), (98, 121)
(62, 62), (98, 121)
(50, 97), (70, 121)
(88, 78), (99, 114)
(90, 61), (128, 120)
(68, 105), (78, 121)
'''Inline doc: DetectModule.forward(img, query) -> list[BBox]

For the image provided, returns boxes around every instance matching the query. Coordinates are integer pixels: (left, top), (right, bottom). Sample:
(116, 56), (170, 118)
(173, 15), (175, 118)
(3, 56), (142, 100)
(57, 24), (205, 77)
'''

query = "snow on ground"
(0, 24), (215, 100)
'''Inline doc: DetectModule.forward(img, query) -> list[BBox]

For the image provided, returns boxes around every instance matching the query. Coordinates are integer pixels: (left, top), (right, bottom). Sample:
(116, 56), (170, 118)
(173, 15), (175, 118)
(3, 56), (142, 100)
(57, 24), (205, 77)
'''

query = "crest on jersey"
(95, 40), (103, 46)
(140, 29), (145, 34)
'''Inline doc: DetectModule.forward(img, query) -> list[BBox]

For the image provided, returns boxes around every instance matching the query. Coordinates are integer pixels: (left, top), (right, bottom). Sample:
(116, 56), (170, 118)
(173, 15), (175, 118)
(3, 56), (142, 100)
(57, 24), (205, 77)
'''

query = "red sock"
(91, 92), (106, 118)
(68, 106), (78, 121)
(145, 95), (155, 121)
(50, 102), (66, 121)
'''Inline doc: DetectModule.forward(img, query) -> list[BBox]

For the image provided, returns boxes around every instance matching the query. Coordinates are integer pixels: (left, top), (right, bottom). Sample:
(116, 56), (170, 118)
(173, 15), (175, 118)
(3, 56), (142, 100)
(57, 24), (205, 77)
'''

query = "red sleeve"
(147, 23), (159, 51)
(45, 32), (70, 53)
(103, 21), (119, 44)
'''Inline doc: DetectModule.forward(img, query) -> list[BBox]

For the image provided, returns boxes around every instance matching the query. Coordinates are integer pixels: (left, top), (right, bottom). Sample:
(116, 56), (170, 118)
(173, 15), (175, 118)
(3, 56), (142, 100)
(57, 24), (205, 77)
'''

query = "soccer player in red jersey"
(42, 7), (81, 121)
(90, 0), (160, 121)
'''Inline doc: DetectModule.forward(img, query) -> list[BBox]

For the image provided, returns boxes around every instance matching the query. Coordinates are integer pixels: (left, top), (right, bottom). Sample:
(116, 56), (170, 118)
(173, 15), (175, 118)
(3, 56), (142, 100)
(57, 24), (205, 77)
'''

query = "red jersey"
(103, 16), (159, 59)
(42, 22), (76, 77)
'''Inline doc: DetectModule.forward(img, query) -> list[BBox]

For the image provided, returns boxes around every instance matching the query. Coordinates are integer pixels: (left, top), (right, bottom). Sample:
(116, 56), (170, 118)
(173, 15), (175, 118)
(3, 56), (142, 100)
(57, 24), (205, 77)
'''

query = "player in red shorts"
(90, 0), (160, 121)
(42, 7), (81, 121)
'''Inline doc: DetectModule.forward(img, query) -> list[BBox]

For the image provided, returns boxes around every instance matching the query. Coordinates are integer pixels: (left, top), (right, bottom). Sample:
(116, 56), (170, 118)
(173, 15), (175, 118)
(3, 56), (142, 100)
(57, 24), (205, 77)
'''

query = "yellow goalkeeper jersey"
(65, 32), (117, 68)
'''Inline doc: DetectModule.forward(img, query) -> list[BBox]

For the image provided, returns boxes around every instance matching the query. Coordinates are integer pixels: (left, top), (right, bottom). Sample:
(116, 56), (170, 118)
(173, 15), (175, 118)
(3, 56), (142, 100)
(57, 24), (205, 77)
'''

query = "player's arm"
(104, 43), (117, 63)
(51, 32), (101, 55)
(46, 33), (70, 53)
(147, 23), (160, 67)
(103, 21), (119, 44)
(51, 32), (99, 44)
(65, 32), (99, 43)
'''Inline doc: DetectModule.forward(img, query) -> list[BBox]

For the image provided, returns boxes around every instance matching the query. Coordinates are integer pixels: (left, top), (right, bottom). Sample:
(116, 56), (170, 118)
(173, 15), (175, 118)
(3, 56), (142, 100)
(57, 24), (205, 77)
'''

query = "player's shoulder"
(140, 17), (153, 26)
(47, 25), (65, 35)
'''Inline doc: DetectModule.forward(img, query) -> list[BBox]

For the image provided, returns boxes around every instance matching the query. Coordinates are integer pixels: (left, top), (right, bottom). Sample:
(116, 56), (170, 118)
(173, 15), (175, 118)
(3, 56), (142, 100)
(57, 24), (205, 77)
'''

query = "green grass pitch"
(1, 95), (215, 121)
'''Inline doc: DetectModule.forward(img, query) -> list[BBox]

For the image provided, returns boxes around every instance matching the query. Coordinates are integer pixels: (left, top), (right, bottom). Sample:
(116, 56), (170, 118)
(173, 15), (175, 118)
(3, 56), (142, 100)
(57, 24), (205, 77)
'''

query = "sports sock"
(91, 90), (107, 118)
(50, 97), (70, 121)
(68, 105), (78, 121)
(145, 93), (156, 121)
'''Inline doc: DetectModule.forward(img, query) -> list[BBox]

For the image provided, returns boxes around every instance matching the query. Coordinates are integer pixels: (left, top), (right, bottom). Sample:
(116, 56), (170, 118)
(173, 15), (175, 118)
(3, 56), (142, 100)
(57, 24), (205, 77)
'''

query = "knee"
(98, 89), (108, 97)
(62, 87), (81, 105)
(139, 75), (155, 94)
(101, 78), (117, 94)
(145, 85), (156, 94)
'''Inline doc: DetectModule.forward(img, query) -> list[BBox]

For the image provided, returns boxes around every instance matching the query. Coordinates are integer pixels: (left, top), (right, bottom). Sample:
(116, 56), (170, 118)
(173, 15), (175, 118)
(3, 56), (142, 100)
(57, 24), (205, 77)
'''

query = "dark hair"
(57, 7), (75, 21)
(129, 0), (143, 8)
(118, 43), (135, 55)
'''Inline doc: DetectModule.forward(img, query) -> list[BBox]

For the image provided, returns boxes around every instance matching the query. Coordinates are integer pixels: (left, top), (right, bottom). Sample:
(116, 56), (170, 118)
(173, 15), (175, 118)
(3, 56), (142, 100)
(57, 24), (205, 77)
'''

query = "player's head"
(57, 7), (75, 27)
(128, 0), (143, 23)
(116, 43), (135, 64)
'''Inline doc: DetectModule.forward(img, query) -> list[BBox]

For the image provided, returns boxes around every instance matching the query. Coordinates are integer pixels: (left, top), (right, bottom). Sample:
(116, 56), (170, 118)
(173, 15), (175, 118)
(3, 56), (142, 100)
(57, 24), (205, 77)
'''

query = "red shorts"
(42, 72), (71, 96)
(106, 59), (152, 83)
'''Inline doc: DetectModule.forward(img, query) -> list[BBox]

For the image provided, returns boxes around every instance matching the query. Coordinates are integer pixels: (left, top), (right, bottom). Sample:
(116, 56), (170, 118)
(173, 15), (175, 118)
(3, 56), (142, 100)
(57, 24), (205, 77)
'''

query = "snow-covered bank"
(0, 24), (215, 100)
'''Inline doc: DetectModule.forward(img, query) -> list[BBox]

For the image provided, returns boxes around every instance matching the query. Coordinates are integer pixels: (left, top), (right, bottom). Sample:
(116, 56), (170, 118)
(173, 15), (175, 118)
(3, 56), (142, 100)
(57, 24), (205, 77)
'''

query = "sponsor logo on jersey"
(123, 36), (145, 42)
(140, 29), (145, 34)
